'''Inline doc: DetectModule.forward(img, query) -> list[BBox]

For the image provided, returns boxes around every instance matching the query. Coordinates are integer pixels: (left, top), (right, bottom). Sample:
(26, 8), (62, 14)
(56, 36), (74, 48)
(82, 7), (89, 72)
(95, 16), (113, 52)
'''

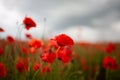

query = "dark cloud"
(2, 0), (120, 30)
(53, 0), (120, 30)
(0, 0), (120, 42)
(2, 0), (71, 14)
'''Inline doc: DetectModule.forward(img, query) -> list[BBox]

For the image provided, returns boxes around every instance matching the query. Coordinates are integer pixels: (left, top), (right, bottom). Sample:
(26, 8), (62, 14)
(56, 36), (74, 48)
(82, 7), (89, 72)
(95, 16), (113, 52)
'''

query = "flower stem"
(105, 68), (109, 80)
(42, 17), (46, 40)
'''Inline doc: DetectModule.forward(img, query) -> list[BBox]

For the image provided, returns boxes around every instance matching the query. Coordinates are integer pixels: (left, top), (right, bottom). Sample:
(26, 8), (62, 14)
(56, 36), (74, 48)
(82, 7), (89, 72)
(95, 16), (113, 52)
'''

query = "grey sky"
(0, 0), (120, 42)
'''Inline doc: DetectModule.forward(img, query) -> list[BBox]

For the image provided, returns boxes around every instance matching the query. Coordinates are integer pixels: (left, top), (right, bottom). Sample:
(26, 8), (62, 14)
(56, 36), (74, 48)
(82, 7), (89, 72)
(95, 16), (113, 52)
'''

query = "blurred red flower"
(0, 62), (6, 78)
(103, 56), (118, 70)
(30, 47), (36, 54)
(23, 17), (36, 30)
(33, 62), (41, 71)
(25, 33), (32, 39)
(80, 57), (88, 71)
(79, 41), (90, 47)
(73, 53), (80, 60)
(58, 46), (72, 63)
(22, 47), (28, 54)
(0, 47), (4, 55)
(55, 34), (74, 46)
(28, 39), (42, 49)
(0, 28), (4, 32)
(7, 36), (14, 43)
(105, 43), (116, 54)
(16, 58), (28, 73)
(42, 66), (50, 75)
(48, 39), (58, 49)
(41, 52), (56, 64)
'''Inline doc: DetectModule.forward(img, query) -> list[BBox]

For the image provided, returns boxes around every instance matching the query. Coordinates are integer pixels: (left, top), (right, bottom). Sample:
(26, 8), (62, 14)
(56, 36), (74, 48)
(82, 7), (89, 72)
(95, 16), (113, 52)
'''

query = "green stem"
(16, 24), (23, 40)
(105, 68), (109, 80)
(56, 46), (61, 54)
(18, 25), (24, 40)
(93, 71), (99, 80)
(42, 18), (46, 40)
(68, 71), (83, 80)
(32, 70), (40, 80)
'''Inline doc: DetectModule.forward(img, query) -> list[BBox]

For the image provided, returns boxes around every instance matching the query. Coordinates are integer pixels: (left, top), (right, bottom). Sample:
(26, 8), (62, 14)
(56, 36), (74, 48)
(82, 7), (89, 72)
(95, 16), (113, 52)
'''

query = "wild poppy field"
(0, 17), (120, 80)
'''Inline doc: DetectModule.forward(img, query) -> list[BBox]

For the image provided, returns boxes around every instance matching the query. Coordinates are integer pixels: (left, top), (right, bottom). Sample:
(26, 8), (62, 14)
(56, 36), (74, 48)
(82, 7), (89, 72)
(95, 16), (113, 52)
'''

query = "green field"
(0, 38), (120, 80)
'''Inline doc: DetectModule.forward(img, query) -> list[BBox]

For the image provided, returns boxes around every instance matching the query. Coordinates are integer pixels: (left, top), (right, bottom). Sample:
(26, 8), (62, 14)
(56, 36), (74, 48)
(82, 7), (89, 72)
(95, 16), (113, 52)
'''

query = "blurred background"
(0, 0), (120, 42)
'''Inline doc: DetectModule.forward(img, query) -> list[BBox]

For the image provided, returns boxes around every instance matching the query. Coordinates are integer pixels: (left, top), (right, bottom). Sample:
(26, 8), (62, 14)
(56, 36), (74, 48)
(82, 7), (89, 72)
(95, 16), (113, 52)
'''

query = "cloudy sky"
(0, 0), (120, 42)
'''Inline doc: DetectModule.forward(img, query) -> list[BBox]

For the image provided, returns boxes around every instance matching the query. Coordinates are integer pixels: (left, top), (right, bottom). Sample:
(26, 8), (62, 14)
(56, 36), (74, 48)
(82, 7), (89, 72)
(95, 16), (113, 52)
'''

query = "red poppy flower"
(0, 47), (4, 55)
(25, 33), (32, 39)
(48, 39), (58, 48)
(23, 17), (36, 30)
(42, 66), (50, 75)
(7, 36), (14, 43)
(0, 62), (6, 78)
(15, 58), (28, 73)
(80, 57), (88, 71)
(41, 52), (56, 64)
(105, 43), (116, 53)
(28, 39), (42, 48)
(55, 34), (74, 46)
(22, 47), (28, 54)
(103, 56), (118, 70)
(33, 62), (41, 71)
(29, 47), (36, 54)
(58, 46), (72, 63)
(0, 28), (4, 32)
